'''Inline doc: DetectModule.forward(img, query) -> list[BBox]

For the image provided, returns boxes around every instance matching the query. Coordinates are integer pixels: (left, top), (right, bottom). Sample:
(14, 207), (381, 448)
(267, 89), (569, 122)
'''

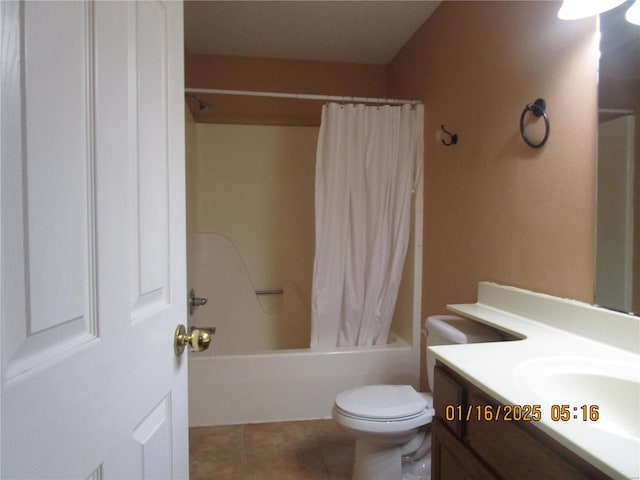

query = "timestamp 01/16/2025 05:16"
(444, 404), (600, 423)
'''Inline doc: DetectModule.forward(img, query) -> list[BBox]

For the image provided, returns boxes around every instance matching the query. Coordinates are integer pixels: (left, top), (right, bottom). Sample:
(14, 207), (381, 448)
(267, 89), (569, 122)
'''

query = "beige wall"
(387, 1), (597, 388)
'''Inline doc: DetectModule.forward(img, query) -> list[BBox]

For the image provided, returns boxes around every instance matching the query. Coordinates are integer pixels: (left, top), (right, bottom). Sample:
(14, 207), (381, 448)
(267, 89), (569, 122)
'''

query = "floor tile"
(311, 419), (352, 446)
(244, 420), (319, 452)
(321, 443), (354, 479)
(190, 424), (243, 456)
(245, 447), (331, 480)
(190, 450), (244, 480)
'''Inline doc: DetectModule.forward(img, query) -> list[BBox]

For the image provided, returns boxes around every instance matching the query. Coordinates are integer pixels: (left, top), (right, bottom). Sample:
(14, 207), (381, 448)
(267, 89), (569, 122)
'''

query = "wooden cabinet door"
(432, 418), (497, 480)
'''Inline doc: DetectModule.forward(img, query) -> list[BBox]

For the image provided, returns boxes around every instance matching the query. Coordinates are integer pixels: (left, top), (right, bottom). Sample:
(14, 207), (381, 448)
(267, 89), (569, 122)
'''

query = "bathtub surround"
(186, 115), (423, 426)
(187, 124), (317, 352)
(189, 234), (312, 354)
(311, 103), (418, 347)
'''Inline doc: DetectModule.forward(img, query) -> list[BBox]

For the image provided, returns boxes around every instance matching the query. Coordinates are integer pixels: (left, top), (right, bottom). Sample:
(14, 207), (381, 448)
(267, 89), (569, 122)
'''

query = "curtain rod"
(185, 87), (422, 106)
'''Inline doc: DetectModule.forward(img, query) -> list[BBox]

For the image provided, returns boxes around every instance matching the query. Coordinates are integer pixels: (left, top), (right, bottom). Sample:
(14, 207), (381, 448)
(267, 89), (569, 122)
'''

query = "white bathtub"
(187, 232), (422, 426)
(188, 333), (418, 426)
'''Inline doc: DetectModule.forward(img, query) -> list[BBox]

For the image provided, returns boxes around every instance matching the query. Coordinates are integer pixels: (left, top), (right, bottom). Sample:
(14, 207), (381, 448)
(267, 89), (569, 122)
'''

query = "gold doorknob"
(174, 324), (215, 356)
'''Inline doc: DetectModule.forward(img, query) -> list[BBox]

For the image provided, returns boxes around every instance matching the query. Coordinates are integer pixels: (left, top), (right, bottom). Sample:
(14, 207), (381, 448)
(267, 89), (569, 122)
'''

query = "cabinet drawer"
(434, 365), (465, 438)
(466, 392), (608, 480)
(432, 417), (497, 480)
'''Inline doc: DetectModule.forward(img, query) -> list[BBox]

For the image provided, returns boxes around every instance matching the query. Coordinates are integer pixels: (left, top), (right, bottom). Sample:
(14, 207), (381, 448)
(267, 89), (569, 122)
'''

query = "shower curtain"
(311, 103), (418, 347)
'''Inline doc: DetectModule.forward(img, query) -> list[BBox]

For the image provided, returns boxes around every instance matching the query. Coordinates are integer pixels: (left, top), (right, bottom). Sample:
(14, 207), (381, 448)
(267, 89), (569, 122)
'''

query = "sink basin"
(514, 357), (640, 439)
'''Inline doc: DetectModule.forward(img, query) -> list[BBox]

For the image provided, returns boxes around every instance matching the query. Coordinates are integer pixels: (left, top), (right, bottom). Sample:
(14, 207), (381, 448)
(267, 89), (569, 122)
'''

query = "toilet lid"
(335, 385), (427, 420)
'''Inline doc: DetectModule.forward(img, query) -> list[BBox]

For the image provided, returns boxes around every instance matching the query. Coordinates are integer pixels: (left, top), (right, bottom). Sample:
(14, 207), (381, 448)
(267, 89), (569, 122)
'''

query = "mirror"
(595, 2), (640, 315)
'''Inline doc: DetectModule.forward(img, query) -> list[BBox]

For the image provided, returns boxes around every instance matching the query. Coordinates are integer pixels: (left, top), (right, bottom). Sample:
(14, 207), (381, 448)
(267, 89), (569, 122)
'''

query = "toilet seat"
(334, 406), (428, 423)
(335, 385), (431, 420)
(333, 385), (435, 436)
(332, 405), (433, 437)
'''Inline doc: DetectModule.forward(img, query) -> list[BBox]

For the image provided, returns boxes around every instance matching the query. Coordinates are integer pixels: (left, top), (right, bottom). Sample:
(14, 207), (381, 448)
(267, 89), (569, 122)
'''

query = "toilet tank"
(425, 315), (503, 392)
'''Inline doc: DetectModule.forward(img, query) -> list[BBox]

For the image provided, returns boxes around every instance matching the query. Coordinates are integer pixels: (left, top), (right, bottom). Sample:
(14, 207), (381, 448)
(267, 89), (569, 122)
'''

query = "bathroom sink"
(514, 357), (640, 439)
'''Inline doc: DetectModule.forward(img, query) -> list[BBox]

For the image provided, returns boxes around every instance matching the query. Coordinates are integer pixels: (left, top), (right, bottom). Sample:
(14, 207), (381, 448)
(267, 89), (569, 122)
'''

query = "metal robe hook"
(441, 125), (458, 146)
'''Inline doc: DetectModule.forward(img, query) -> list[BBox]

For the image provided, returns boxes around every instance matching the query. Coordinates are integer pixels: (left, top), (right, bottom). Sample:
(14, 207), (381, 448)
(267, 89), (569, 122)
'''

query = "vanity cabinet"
(431, 363), (611, 480)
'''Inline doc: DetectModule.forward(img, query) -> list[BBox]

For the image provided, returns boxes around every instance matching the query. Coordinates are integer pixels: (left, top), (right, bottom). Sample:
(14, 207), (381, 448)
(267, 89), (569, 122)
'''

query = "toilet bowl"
(332, 315), (503, 480)
(332, 385), (434, 480)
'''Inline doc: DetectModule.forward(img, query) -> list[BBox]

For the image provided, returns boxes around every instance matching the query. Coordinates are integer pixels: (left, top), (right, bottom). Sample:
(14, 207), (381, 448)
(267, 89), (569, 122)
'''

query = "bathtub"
(187, 232), (421, 426)
(188, 333), (418, 426)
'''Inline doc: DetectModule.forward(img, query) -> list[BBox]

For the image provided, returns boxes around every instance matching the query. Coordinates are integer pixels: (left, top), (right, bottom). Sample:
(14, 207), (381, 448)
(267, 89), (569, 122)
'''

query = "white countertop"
(428, 282), (640, 479)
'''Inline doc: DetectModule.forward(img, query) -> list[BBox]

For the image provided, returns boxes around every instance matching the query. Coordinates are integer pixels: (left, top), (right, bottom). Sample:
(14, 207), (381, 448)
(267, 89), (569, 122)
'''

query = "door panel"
(1, 1), (187, 478)
(132, 396), (173, 479)
(131, 0), (171, 317)
(2, 0), (99, 382)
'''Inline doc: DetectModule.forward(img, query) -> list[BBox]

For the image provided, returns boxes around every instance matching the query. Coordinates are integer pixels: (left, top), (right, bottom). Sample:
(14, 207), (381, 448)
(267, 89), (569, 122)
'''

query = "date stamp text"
(444, 404), (600, 422)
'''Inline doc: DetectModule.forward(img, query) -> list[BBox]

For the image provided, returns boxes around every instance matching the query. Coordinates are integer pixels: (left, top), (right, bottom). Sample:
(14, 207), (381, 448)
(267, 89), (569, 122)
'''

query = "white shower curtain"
(311, 103), (418, 347)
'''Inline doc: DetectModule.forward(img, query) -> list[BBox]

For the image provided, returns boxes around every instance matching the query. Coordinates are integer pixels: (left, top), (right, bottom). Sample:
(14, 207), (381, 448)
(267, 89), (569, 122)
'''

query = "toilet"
(332, 315), (503, 480)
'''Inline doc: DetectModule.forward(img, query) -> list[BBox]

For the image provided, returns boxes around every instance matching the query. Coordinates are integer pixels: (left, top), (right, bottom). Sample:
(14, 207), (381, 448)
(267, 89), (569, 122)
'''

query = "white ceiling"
(183, 1), (441, 65)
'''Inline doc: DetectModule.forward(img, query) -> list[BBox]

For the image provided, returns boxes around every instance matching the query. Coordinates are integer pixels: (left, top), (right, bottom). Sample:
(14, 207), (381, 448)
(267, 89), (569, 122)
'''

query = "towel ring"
(520, 98), (549, 148)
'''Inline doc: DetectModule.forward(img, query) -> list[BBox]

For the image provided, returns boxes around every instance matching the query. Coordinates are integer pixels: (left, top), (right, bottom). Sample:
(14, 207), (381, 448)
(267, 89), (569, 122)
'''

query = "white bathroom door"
(1, 1), (188, 478)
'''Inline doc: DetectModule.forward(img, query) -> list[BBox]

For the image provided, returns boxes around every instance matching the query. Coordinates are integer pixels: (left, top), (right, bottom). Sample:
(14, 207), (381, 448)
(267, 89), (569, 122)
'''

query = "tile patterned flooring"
(190, 419), (355, 480)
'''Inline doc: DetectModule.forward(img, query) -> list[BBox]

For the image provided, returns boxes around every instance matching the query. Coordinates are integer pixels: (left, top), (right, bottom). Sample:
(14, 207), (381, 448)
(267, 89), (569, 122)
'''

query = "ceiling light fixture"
(625, 0), (640, 24)
(557, 0), (627, 19)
